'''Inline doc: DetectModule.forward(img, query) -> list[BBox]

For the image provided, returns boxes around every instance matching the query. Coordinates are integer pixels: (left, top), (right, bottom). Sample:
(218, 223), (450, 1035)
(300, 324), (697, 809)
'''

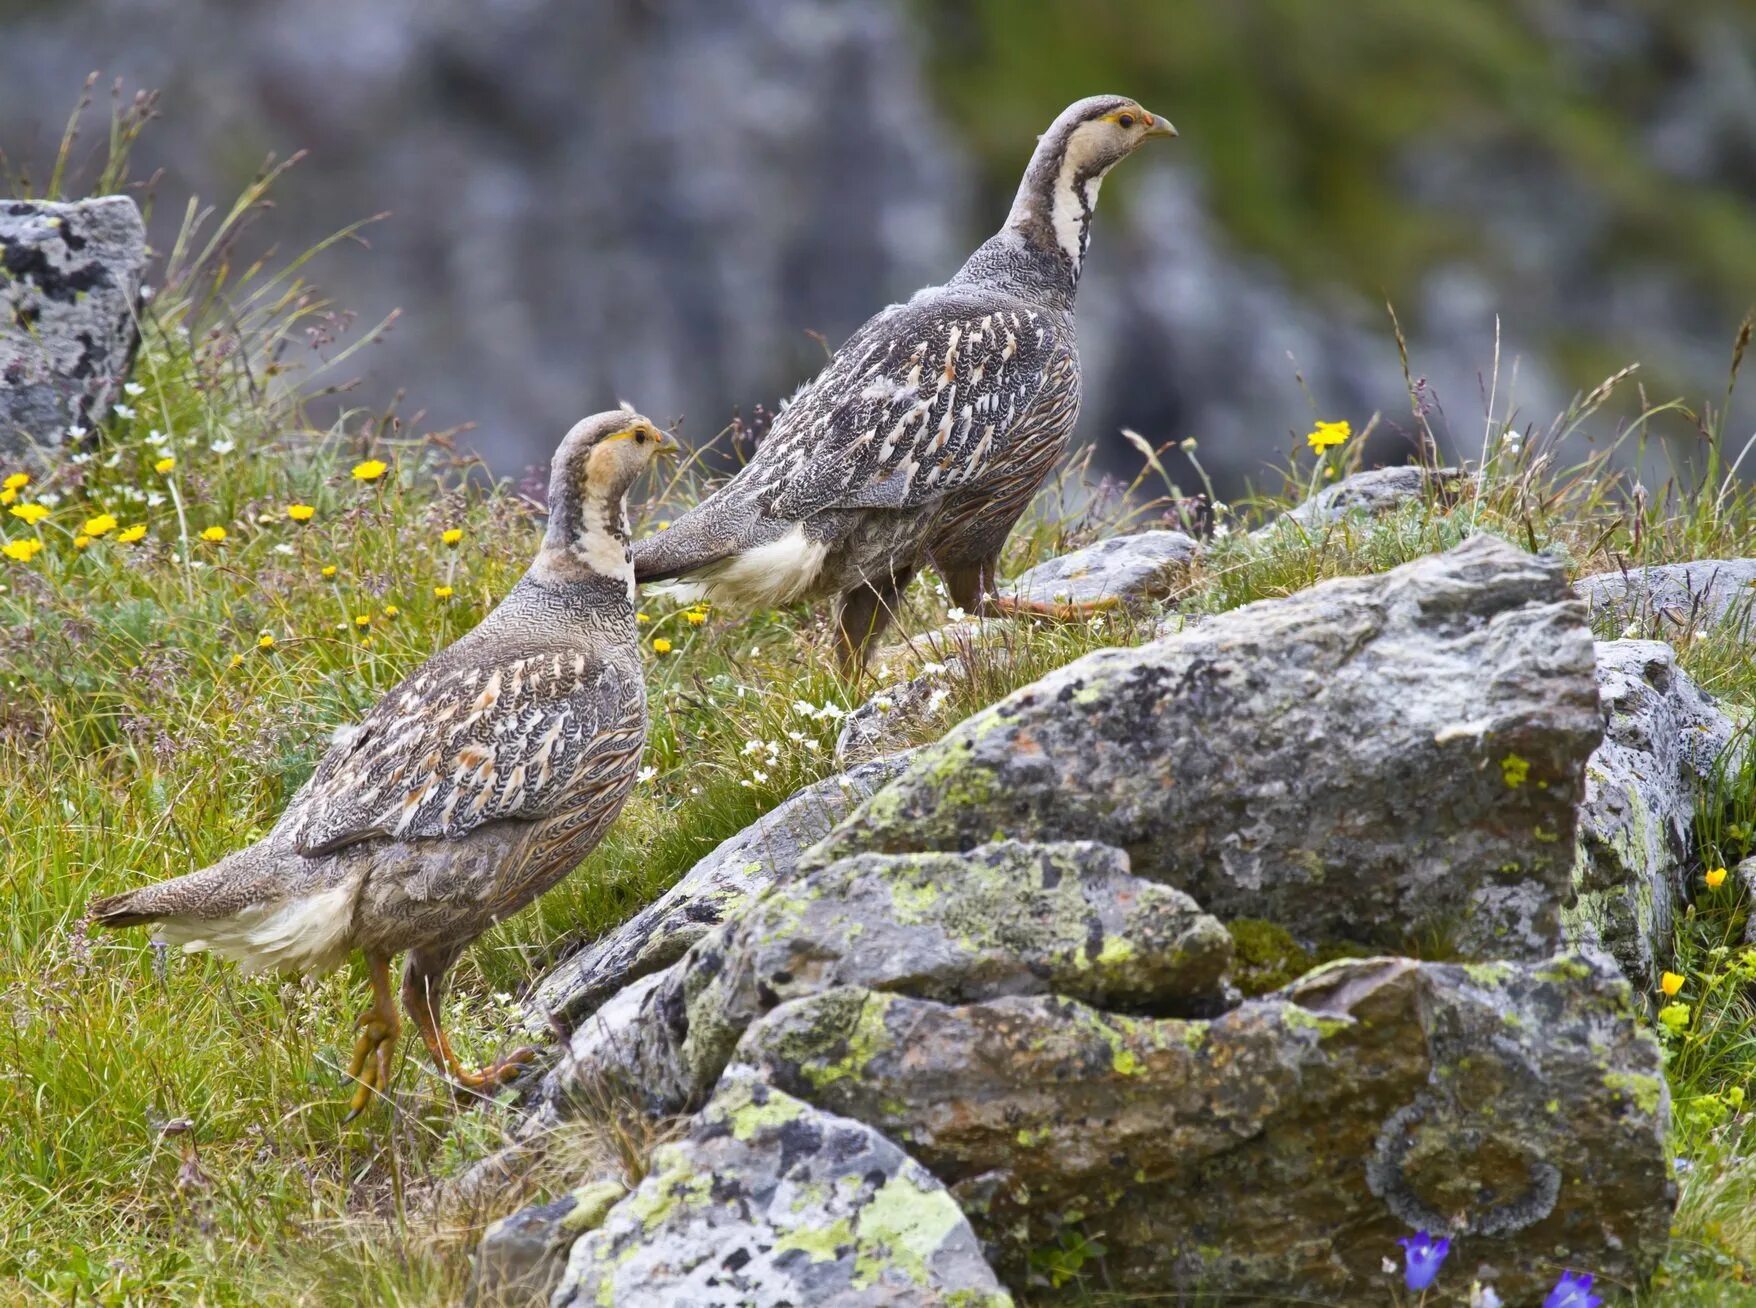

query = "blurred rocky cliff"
(4, 0), (1753, 489)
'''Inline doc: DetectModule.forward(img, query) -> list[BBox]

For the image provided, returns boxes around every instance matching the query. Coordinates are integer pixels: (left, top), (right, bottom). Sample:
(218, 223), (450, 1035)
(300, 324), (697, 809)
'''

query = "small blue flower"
(1544, 1270), (1603, 1308)
(1398, 1231), (1451, 1292)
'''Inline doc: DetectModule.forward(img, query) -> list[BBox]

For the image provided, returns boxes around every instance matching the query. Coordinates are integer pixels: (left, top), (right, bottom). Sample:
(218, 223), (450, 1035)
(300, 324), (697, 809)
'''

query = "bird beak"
(1142, 111), (1178, 139)
(655, 431), (683, 460)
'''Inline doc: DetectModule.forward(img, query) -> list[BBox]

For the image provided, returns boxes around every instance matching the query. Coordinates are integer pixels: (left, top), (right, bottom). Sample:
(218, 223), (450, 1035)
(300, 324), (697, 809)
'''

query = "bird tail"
(88, 843), (360, 977)
(632, 485), (757, 585)
(88, 853), (261, 929)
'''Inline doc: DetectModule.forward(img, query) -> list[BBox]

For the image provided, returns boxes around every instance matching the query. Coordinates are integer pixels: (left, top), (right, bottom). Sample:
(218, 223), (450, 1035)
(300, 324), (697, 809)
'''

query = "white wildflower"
(209, 439), (236, 455)
(112, 403), (136, 420)
(872, 696), (895, 711)
(146, 492), (166, 508)
(70, 451), (92, 465)
(925, 687), (949, 714)
(636, 766), (657, 784)
(751, 769), (768, 783)
(945, 606), (967, 622)
(123, 382), (145, 398)
(146, 428), (169, 446)
(272, 543), (295, 556)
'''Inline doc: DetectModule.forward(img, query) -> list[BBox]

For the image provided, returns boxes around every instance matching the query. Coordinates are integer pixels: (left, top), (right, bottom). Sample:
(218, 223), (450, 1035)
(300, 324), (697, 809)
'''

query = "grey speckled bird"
(89, 410), (678, 1115)
(633, 95), (1176, 663)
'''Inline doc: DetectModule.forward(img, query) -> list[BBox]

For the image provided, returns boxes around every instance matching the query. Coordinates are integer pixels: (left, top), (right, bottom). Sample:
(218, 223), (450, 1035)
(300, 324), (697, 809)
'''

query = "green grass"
(8, 155), (1756, 1308)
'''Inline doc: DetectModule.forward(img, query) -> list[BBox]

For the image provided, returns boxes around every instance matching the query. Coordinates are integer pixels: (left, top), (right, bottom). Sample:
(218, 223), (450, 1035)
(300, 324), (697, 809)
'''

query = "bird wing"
(287, 648), (643, 857)
(750, 294), (1069, 522)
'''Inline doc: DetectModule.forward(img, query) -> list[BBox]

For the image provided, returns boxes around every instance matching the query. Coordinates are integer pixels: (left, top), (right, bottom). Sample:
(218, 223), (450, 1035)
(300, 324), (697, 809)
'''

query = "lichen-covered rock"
(1576, 558), (1756, 639)
(811, 536), (1603, 960)
(1, 197), (147, 451)
(550, 1070), (1012, 1308)
(467, 1178), (626, 1306)
(1568, 640), (1744, 985)
(999, 529), (1198, 609)
(738, 952), (1671, 1302)
(529, 755), (910, 1031)
(1256, 465), (1462, 536)
(541, 841), (1231, 1118)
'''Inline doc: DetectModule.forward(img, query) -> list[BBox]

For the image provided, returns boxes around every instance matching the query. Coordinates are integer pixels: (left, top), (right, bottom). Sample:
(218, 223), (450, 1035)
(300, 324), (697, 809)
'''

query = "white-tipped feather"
(153, 882), (358, 977)
(660, 523), (830, 611)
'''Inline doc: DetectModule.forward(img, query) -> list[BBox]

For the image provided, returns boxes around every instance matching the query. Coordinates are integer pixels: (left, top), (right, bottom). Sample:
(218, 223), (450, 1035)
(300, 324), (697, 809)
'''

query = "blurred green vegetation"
(916, 0), (1756, 318)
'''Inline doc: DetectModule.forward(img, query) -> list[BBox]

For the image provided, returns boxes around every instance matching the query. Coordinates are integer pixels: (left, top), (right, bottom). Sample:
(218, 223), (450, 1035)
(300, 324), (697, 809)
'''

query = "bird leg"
(834, 569), (915, 673)
(343, 952), (401, 1120)
(402, 946), (535, 1098)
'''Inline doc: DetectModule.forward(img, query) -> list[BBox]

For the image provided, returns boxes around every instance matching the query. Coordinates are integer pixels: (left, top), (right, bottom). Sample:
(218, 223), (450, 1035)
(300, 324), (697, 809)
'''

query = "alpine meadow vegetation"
(5, 101), (1756, 1307)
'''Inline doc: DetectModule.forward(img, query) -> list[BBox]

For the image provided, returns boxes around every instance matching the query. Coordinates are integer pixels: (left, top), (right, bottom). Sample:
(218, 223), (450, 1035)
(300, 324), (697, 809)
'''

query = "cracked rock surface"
(1, 196), (146, 452)
(812, 535), (1603, 960)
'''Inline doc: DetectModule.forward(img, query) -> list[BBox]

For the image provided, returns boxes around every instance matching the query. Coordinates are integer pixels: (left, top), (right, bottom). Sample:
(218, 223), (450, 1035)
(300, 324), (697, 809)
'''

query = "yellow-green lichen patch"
(1501, 752), (1531, 788)
(798, 991), (898, 1093)
(772, 1215), (854, 1264)
(1603, 1071), (1664, 1115)
(849, 1170), (973, 1290)
(560, 1179), (632, 1236)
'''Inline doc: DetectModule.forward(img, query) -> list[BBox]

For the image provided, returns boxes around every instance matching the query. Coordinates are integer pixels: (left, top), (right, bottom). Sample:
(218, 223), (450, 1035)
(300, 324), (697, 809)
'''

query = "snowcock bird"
(90, 411), (676, 1116)
(632, 95), (1177, 663)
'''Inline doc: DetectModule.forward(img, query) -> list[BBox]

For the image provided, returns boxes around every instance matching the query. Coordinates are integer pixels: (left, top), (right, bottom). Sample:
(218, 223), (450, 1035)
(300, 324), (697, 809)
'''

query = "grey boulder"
(550, 1069), (1012, 1308)
(811, 535), (1604, 960)
(1, 196), (147, 451)
(739, 952), (1671, 1301)
(999, 528), (1198, 609)
(1568, 640), (1745, 986)
(1256, 465), (1463, 536)
(540, 841), (1232, 1119)
(1576, 558), (1756, 638)
(528, 755), (910, 1032)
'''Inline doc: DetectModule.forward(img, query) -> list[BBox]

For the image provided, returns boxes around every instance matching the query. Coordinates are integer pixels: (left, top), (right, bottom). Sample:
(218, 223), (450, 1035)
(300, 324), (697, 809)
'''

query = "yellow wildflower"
(652, 637), (673, 654)
(1660, 971), (1686, 997)
(200, 525), (227, 543)
(1, 472), (28, 492)
(229, 652), (246, 669)
(636, 611), (651, 624)
(1305, 419), (1352, 452)
(2, 538), (43, 562)
(433, 585), (454, 599)
(9, 503), (49, 526)
(286, 503), (316, 522)
(0, 489), (13, 506)
(83, 513), (119, 537)
(74, 535), (92, 550)
(117, 524), (147, 544)
(354, 613), (372, 628)
(381, 605), (400, 619)
(257, 633), (276, 650)
(321, 564), (338, 578)
(685, 606), (709, 626)
(441, 527), (463, 546)
(1706, 867), (1728, 890)
(351, 459), (388, 482)
(154, 456), (176, 474)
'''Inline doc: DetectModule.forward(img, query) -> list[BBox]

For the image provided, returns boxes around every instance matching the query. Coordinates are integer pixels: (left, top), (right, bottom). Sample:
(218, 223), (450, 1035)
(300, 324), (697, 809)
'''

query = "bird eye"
(1118, 113), (1135, 129)
(635, 429), (648, 444)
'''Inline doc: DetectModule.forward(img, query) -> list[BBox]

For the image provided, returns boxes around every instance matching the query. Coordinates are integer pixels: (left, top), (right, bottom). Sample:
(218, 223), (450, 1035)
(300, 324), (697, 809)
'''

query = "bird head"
(1005, 95), (1177, 281)
(539, 409), (679, 581)
(1046, 95), (1178, 172)
(548, 408), (680, 511)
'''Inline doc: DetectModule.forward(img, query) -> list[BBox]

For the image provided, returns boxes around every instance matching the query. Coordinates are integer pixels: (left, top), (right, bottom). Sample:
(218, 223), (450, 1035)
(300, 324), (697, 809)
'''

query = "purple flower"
(1544, 1271), (1603, 1308)
(1398, 1231), (1451, 1292)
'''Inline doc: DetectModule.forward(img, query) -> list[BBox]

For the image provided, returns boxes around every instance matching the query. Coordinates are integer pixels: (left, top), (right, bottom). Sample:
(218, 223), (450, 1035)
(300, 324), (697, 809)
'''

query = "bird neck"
(533, 482), (634, 595)
(953, 119), (1115, 309)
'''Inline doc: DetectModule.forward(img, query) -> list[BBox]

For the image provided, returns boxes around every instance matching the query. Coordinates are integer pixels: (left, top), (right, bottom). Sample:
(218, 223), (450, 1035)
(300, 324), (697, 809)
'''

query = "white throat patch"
(1048, 120), (1113, 271)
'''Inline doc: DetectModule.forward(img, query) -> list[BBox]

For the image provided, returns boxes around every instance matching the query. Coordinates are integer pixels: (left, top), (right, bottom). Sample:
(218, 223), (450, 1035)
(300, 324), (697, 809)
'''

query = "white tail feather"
(663, 524), (830, 610)
(154, 882), (358, 977)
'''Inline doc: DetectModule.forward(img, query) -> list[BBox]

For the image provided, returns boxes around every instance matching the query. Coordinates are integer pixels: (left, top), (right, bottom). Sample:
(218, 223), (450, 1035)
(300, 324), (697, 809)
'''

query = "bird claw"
(982, 593), (1119, 623)
(448, 1045), (539, 1097)
(342, 1017), (400, 1121)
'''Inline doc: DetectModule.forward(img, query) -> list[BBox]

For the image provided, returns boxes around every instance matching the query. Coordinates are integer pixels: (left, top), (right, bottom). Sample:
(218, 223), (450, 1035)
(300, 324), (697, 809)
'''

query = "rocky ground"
(7, 195), (1756, 1306)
